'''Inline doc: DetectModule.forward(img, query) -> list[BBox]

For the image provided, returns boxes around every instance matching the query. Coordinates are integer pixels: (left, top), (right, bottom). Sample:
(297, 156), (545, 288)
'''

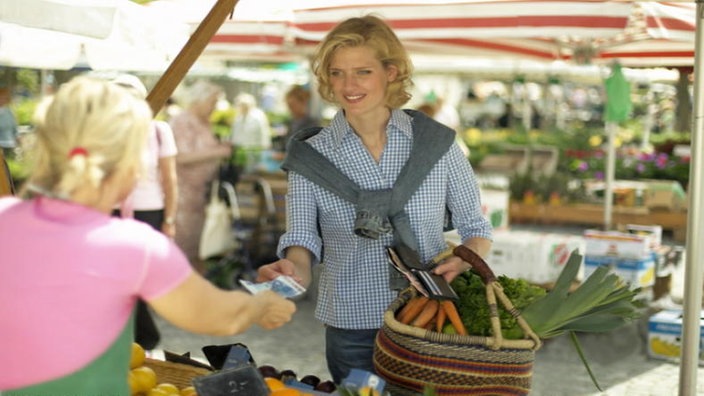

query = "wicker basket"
(144, 358), (213, 389)
(373, 246), (542, 396)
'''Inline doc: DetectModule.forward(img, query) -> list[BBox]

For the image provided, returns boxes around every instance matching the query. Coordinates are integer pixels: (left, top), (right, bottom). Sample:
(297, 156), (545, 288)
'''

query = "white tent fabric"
(0, 0), (190, 71)
(175, 0), (695, 68)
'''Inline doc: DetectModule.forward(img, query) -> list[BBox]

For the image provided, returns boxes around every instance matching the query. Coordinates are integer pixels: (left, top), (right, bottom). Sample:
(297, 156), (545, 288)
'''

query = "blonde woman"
(257, 15), (492, 383)
(0, 76), (295, 395)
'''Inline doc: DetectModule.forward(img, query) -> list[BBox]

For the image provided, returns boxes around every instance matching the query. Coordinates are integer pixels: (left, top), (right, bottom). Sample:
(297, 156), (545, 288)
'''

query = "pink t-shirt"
(0, 196), (192, 389)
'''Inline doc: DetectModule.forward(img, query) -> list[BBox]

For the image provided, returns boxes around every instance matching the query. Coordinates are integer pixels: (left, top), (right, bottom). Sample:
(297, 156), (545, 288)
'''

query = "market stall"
(3, 1), (703, 394)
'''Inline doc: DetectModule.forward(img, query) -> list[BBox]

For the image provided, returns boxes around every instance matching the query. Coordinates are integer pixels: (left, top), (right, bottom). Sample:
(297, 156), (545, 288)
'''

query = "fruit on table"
(147, 383), (183, 396)
(258, 364), (280, 379)
(258, 364), (337, 394)
(265, 377), (287, 391)
(271, 389), (305, 396)
(300, 375), (321, 388)
(130, 366), (158, 394)
(146, 388), (171, 396)
(127, 342), (200, 396)
(180, 386), (197, 396)
(130, 343), (146, 369)
(315, 380), (337, 393)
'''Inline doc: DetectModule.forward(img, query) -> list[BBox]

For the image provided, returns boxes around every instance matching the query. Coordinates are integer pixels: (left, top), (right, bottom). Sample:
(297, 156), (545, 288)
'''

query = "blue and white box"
(583, 253), (656, 288)
(647, 309), (704, 365)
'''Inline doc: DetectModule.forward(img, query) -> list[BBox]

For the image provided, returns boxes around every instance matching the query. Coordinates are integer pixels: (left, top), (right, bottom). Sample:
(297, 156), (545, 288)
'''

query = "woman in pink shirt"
(0, 76), (296, 395)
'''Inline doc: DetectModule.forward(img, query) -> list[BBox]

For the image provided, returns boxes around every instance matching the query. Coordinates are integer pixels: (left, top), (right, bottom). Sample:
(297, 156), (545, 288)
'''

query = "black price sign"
(193, 363), (270, 396)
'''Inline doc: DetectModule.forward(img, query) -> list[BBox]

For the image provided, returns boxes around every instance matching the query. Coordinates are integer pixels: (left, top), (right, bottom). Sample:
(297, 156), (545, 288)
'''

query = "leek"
(520, 250), (646, 390)
(520, 250), (645, 339)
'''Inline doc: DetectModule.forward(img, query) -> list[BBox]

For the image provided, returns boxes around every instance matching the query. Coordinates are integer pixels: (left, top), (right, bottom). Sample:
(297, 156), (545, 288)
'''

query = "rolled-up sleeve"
(446, 144), (493, 242)
(276, 171), (323, 264)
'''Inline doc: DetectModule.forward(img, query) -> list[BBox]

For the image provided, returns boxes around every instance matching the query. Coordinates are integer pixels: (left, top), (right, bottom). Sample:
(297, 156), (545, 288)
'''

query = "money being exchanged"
(239, 275), (306, 299)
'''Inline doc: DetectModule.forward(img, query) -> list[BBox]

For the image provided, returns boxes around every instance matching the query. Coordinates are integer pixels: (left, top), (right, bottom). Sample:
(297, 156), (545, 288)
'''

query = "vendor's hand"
(251, 290), (296, 330)
(432, 255), (471, 283)
(256, 258), (303, 285)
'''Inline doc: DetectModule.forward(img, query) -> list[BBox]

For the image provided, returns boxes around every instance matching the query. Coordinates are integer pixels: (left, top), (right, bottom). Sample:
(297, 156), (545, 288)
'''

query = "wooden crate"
(143, 358), (212, 389)
(509, 202), (687, 242)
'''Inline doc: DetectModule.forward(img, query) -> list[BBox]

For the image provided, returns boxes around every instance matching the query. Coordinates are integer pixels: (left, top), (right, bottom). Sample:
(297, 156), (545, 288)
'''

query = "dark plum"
(300, 375), (321, 387)
(315, 380), (337, 393)
(258, 364), (279, 378)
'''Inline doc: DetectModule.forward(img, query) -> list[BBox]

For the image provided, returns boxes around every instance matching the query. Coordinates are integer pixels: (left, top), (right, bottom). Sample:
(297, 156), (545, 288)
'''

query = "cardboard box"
(647, 309), (704, 365)
(624, 224), (662, 250)
(486, 230), (585, 284)
(583, 254), (656, 289)
(583, 230), (652, 259)
(643, 180), (687, 212)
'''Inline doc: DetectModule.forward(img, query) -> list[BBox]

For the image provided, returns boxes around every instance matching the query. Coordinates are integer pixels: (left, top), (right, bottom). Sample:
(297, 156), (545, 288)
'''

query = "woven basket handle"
(452, 245), (542, 351)
(453, 245), (496, 284)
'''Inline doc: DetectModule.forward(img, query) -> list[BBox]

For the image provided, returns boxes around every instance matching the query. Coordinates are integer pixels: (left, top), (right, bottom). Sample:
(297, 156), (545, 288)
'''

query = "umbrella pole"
(604, 122), (616, 230)
(678, 2), (704, 394)
(146, 0), (238, 115)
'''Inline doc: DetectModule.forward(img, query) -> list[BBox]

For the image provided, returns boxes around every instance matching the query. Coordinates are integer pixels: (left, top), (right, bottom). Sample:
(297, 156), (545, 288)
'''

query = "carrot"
(411, 299), (439, 328)
(398, 296), (430, 324)
(397, 296), (420, 320)
(441, 300), (468, 336)
(424, 318), (435, 330)
(435, 303), (447, 333)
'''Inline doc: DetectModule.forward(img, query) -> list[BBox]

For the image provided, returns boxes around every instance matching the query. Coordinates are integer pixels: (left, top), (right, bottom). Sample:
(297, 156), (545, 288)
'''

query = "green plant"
(563, 148), (690, 190)
(211, 107), (235, 140)
(11, 97), (39, 126)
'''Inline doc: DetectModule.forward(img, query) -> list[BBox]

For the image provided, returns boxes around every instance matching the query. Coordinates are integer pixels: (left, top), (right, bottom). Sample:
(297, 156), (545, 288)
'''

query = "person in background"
(433, 96), (470, 157)
(284, 85), (319, 145)
(169, 80), (232, 273)
(0, 87), (18, 159)
(111, 74), (179, 351)
(256, 15), (492, 383)
(415, 102), (437, 118)
(0, 76), (295, 395)
(229, 92), (272, 172)
(433, 96), (461, 132)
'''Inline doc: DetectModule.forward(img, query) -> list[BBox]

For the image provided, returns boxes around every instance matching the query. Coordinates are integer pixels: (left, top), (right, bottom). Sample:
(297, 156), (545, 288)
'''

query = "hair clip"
(68, 147), (89, 158)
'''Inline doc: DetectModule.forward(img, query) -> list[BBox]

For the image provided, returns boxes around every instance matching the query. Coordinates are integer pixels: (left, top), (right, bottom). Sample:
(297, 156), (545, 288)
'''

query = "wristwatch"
(164, 216), (175, 225)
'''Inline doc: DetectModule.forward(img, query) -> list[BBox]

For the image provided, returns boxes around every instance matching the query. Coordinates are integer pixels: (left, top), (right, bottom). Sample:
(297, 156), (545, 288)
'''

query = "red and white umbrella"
(287, 1), (695, 67)
(185, 0), (696, 68)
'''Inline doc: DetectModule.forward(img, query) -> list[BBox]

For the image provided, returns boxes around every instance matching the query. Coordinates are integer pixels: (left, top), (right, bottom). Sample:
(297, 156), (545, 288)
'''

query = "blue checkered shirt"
(277, 109), (492, 329)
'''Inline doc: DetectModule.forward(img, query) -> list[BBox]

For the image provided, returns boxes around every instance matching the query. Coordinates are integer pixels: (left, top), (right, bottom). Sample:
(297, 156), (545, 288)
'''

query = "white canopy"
(0, 0), (190, 71)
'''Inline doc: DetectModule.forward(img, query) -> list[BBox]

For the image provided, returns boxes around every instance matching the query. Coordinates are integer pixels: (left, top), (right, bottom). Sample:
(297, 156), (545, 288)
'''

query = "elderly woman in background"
(229, 93), (272, 173)
(169, 80), (231, 273)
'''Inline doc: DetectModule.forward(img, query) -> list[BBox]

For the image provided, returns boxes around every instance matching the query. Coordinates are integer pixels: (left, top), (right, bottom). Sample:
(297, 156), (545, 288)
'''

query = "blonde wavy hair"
(311, 14), (414, 109)
(26, 76), (152, 199)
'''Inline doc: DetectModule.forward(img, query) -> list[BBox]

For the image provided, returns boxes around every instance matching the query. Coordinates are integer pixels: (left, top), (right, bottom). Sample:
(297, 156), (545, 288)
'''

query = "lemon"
(130, 343), (146, 369)
(180, 386), (198, 396)
(131, 366), (158, 393)
(155, 383), (180, 393)
(127, 370), (140, 396)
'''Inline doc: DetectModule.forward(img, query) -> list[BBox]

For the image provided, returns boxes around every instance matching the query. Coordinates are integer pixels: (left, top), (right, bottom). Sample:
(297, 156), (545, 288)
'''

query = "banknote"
(239, 275), (306, 299)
